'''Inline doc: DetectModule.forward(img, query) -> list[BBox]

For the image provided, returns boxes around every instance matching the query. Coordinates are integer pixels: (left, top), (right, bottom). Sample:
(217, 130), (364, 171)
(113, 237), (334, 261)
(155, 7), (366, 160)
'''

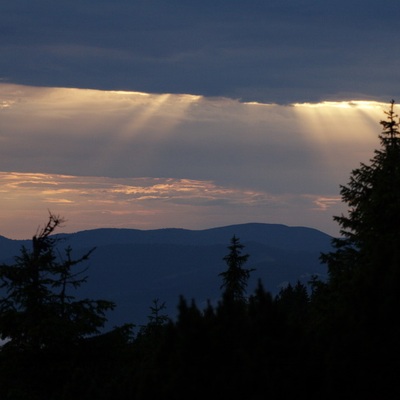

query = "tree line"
(1, 101), (400, 399)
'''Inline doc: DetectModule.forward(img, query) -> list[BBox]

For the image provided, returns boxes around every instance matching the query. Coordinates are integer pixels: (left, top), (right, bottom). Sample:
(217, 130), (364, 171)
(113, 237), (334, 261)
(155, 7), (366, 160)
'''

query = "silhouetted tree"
(322, 100), (400, 291)
(0, 212), (119, 400)
(137, 298), (169, 339)
(219, 235), (255, 302)
(312, 101), (400, 396)
(275, 280), (309, 329)
(0, 212), (115, 350)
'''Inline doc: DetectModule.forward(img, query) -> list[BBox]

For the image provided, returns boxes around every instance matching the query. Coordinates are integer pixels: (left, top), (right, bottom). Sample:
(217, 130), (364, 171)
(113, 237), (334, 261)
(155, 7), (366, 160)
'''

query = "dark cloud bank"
(1, 0), (399, 103)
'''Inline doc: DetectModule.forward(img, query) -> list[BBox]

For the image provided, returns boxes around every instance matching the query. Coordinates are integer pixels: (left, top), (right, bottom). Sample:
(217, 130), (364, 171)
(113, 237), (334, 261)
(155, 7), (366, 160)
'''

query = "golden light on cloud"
(291, 100), (384, 182)
(311, 196), (342, 211)
(0, 172), (342, 239)
(292, 100), (384, 141)
(293, 100), (384, 109)
(1, 83), (389, 239)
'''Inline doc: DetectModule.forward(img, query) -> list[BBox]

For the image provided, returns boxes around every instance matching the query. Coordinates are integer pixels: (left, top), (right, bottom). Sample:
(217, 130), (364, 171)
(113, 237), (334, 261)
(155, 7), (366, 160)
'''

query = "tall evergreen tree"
(314, 101), (400, 396)
(320, 100), (400, 301)
(219, 235), (255, 302)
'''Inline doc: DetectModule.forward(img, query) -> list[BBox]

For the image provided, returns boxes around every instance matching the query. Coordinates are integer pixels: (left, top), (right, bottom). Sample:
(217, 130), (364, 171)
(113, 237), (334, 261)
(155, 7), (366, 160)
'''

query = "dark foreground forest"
(1, 102), (400, 399)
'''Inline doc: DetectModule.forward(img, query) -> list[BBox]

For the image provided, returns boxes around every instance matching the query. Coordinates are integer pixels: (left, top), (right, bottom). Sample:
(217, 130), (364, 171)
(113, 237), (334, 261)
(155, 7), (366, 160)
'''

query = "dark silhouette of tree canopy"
(312, 100), (400, 396)
(0, 212), (115, 350)
(320, 100), (400, 299)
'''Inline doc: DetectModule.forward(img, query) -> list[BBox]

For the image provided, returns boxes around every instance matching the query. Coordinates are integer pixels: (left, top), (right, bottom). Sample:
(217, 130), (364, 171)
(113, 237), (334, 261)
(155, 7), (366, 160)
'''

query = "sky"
(1, 0), (399, 239)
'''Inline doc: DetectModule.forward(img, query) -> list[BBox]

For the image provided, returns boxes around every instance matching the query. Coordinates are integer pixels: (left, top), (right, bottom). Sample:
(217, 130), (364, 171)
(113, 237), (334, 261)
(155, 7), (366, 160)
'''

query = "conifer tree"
(219, 235), (255, 302)
(0, 212), (115, 350)
(314, 101), (400, 395)
(320, 100), (400, 299)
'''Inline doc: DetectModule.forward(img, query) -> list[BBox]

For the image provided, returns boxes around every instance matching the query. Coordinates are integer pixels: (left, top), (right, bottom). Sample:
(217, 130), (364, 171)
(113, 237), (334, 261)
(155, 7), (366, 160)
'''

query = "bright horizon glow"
(293, 100), (385, 109)
(0, 171), (344, 240)
(0, 84), (391, 239)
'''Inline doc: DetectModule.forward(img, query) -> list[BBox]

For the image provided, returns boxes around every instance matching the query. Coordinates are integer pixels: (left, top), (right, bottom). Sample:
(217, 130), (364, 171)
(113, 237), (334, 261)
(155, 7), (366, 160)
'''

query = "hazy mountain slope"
(0, 223), (333, 330)
(0, 236), (30, 263)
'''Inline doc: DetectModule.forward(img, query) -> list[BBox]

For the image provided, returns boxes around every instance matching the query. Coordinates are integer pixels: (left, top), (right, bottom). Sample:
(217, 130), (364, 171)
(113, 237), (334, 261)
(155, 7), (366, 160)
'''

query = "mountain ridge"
(53, 222), (333, 251)
(0, 222), (333, 329)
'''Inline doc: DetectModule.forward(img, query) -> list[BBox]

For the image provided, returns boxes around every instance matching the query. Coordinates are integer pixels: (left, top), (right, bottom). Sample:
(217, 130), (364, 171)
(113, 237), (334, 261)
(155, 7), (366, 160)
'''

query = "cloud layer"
(0, 83), (388, 238)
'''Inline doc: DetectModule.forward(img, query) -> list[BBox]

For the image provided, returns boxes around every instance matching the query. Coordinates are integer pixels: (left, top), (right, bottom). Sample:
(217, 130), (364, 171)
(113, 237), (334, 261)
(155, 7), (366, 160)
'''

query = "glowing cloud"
(0, 84), (390, 239)
(0, 171), (346, 239)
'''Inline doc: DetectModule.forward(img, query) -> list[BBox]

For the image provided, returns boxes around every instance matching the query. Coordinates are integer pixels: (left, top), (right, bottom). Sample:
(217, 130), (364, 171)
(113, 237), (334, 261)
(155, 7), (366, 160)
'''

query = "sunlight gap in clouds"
(292, 100), (384, 177)
(292, 100), (384, 142)
(1, 84), (388, 239)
